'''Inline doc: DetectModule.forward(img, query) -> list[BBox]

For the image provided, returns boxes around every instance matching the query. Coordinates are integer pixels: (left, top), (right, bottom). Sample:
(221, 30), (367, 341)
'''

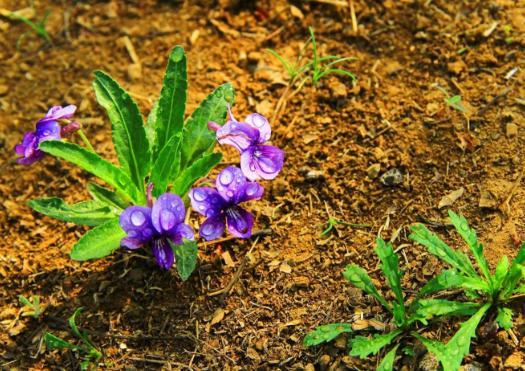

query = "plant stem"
(77, 129), (96, 153)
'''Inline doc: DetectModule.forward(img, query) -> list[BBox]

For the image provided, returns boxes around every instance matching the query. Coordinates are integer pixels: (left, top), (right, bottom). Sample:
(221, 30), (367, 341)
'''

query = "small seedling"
(44, 308), (102, 371)
(320, 217), (369, 237)
(304, 238), (478, 370)
(267, 27), (356, 123)
(434, 85), (466, 113)
(4, 3), (52, 44)
(18, 294), (43, 319)
(410, 211), (525, 370)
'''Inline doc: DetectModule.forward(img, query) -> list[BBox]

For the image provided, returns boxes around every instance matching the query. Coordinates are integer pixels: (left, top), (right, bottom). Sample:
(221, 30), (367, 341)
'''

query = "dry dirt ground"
(0, 0), (524, 369)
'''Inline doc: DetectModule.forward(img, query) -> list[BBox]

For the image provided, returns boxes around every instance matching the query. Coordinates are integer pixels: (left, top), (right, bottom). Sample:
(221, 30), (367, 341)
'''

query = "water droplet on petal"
(131, 210), (146, 226)
(193, 189), (206, 201)
(220, 170), (233, 185)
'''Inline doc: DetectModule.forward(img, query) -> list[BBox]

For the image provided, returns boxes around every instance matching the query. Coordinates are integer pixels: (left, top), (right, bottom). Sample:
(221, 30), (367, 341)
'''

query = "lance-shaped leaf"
(171, 153), (222, 197)
(181, 83), (234, 168)
(413, 304), (490, 371)
(349, 330), (402, 359)
(44, 333), (78, 350)
(448, 211), (491, 282)
(303, 323), (353, 347)
(343, 264), (391, 311)
(93, 70), (150, 192)
(409, 224), (477, 277)
(417, 269), (465, 297)
(70, 218), (125, 261)
(87, 182), (129, 210)
(171, 239), (198, 281)
(496, 307), (513, 330)
(377, 344), (400, 371)
(40, 141), (143, 204)
(152, 46), (187, 156)
(27, 197), (117, 226)
(375, 239), (405, 324)
(150, 135), (182, 197)
(409, 299), (478, 325)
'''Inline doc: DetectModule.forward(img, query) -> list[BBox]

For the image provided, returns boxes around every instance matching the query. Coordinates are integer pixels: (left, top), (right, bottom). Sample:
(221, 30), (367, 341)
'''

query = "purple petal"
(215, 166), (247, 203)
(225, 206), (254, 238)
(121, 237), (144, 250)
(119, 206), (155, 244)
(152, 239), (174, 270)
(17, 152), (44, 165)
(151, 193), (185, 234)
(240, 145), (284, 181)
(245, 113), (271, 143)
(189, 187), (226, 217)
(14, 132), (43, 165)
(169, 223), (195, 245)
(35, 120), (61, 141)
(40, 105), (77, 122)
(199, 214), (226, 241)
(238, 181), (264, 203)
(217, 120), (259, 152)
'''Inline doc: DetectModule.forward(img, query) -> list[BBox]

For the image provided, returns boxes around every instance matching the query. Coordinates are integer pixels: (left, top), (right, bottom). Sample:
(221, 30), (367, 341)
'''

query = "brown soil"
(1, 0), (524, 369)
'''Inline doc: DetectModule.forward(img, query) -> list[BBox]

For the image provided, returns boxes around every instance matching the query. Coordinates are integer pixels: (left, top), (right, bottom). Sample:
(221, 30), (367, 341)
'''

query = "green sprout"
(18, 294), (43, 319)
(266, 27), (356, 123)
(304, 238), (479, 370)
(7, 4), (52, 44)
(434, 85), (466, 113)
(44, 308), (102, 371)
(502, 25), (513, 44)
(320, 217), (369, 237)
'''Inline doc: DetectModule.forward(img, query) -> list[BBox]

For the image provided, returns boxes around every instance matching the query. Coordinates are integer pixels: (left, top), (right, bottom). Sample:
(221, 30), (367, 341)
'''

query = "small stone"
(304, 364), (315, 371)
(479, 190), (498, 209)
(248, 51), (263, 62)
(305, 170), (324, 181)
(503, 352), (523, 369)
(0, 84), (8, 96)
(460, 362), (484, 371)
(380, 168), (403, 186)
(367, 163), (381, 179)
(127, 63), (142, 80)
(334, 335), (347, 349)
(506, 123), (518, 137)
(447, 60), (467, 74)
(329, 80), (347, 99)
(319, 354), (331, 370)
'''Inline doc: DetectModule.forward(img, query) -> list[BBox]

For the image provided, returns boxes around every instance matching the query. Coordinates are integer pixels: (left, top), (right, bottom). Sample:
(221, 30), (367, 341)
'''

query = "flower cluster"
(120, 190), (194, 270)
(190, 107), (284, 240)
(14, 105), (77, 165)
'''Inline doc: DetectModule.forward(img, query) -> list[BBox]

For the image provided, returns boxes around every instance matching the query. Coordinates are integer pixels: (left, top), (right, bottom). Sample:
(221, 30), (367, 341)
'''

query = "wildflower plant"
(409, 211), (525, 369)
(18, 294), (43, 319)
(304, 238), (479, 370)
(18, 45), (284, 279)
(44, 308), (102, 371)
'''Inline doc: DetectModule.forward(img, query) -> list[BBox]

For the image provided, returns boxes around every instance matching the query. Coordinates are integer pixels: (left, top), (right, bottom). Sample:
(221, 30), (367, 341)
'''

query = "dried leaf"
(438, 187), (464, 209)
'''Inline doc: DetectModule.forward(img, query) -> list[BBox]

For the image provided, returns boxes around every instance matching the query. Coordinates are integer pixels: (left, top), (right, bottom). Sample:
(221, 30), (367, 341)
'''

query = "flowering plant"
(17, 46), (283, 280)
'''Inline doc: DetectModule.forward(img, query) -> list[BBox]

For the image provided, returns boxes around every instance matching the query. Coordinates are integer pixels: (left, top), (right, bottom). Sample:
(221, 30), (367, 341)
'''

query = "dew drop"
(193, 189), (206, 201)
(131, 210), (146, 226)
(220, 170), (233, 185)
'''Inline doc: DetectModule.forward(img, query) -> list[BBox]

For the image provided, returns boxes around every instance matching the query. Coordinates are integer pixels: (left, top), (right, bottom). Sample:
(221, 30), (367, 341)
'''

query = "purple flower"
(14, 105), (77, 165)
(189, 166), (264, 240)
(119, 193), (194, 270)
(211, 107), (284, 181)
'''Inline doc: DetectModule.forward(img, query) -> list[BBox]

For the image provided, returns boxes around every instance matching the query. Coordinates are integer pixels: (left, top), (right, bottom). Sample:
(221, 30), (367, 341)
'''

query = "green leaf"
(418, 269), (465, 297)
(87, 182), (128, 210)
(171, 239), (198, 281)
(68, 308), (84, 340)
(513, 284), (525, 294)
(493, 256), (509, 292)
(70, 218), (125, 261)
(342, 264), (391, 311)
(499, 263), (524, 300)
(44, 333), (78, 350)
(413, 304), (490, 371)
(496, 307), (513, 330)
(513, 243), (525, 265)
(93, 70), (150, 192)
(150, 135), (182, 197)
(153, 46), (187, 156)
(303, 323), (352, 347)
(39, 141), (143, 204)
(181, 83), (234, 168)
(27, 197), (116, 226)
(68, 308), (101, 358)
(349, 330), (402, 359)
(171, 153), (222, 197)
(448, 211), (491, 282)
(410, 299), (478, 325)
(409, 224), (477, 277)
(18, 295), (32, 307)
(375, 239), (405, 323)
(377, 344), (400, 371)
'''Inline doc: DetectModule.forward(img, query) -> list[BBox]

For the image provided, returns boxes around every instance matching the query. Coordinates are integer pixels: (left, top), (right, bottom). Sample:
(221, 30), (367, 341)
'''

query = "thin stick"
(208, 238), (259, 298)
(200, 229), (272, 248)
(349, 0), (358, 32)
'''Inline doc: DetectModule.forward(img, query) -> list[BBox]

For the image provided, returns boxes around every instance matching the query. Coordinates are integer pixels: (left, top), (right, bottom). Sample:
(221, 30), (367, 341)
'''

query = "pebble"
(367, 163), (381, 179)
(127, 63), (142, 80)
(506, 123), (518, 138)
(305, 170), (325, 181)
(504, 352), (524, 369)
(460, 362), (484, 371)
(380, 168), (403, 186)
(304, 364), (315, 371)
(319, 354), (331, 370)
(0, 84), (8, 96)
(419, 352), (439, 371)
(329, 80), (347, 99)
